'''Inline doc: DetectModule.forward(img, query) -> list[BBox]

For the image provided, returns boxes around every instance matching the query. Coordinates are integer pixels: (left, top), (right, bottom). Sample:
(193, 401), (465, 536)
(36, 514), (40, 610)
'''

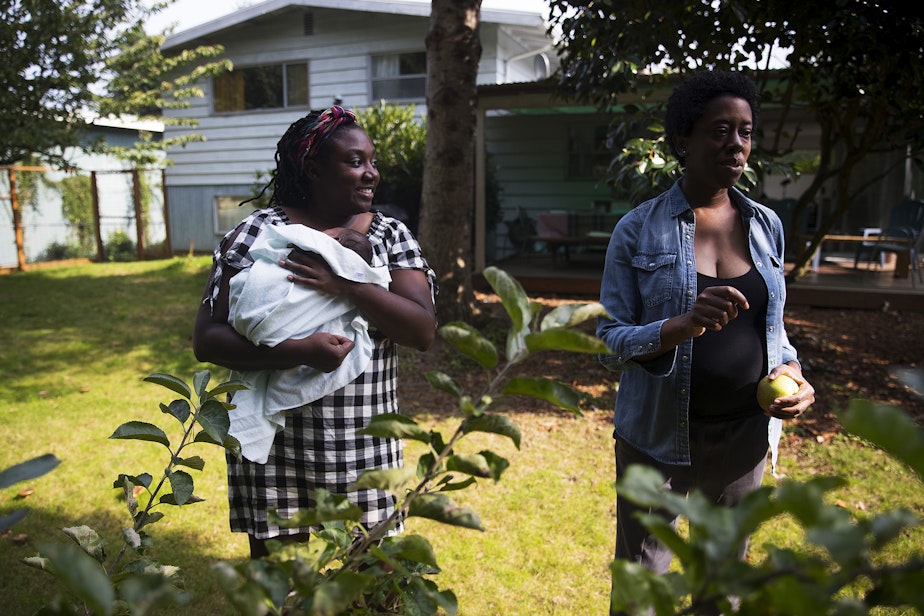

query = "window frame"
(213, 195), (252, 235)
(369, 51), (427, 103)
(212, 61), (310, 114)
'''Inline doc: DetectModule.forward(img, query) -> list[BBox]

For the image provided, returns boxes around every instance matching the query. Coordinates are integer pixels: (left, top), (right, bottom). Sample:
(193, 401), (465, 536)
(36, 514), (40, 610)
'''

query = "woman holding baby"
(193, 106), (437, 559)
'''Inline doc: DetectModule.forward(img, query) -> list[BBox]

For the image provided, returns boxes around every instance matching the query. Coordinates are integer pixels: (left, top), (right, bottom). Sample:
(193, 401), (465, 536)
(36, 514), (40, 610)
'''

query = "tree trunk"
(418, 0), (482, 323)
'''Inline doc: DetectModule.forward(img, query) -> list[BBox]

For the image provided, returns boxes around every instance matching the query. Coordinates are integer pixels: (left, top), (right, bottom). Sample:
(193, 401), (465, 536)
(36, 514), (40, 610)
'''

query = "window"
(567, 125), (613, 179)
(371, 52), (426, 101)
(214, 195), (252, 234)
(213, 62), (308, 113)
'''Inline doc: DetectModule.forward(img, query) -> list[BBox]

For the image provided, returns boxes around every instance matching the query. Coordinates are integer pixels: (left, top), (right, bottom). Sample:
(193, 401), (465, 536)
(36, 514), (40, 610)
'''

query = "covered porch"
(476, 249), (924, 312)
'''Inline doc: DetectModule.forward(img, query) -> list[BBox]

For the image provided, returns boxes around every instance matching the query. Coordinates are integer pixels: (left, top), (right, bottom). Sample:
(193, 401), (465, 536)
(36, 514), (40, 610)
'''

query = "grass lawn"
(0, 258), (921, 615)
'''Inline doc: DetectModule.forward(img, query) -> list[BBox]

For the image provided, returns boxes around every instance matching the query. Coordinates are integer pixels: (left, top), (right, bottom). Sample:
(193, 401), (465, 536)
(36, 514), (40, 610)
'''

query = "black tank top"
(689, 267), (769, 422)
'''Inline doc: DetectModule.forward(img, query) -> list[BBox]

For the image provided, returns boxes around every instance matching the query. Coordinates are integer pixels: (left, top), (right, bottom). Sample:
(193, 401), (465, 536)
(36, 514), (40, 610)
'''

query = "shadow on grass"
(3, 497), (248, 616)
(1, 258), (212, 404)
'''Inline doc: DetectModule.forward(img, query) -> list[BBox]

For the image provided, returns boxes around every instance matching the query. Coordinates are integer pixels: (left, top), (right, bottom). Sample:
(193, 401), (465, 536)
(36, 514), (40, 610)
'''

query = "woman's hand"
(280, 247), (346, 296)
(764, 363), (815, 420)
(275, 332), (355, 372)
(681, 285), (750, 338)
(280, 247), (436, 351)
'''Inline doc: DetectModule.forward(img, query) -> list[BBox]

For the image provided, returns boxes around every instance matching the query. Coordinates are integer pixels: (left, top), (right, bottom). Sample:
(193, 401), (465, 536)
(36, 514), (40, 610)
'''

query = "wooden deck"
(478, 251), (924, 312)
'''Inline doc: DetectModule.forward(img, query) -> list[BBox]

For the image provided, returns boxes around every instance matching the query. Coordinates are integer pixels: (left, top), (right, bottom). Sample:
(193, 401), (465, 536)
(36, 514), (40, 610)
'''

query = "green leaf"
(479, 450), (510, 482)
(352, 467), (417, 494)
(136, 510), (165, 527)
(408, 493), (484, 531)
(174, 455), (205, 471)
(839, 400), (924, 480)
(196, 399), (230, 444)
(166, 470), (194, 506)
(113, 473), (152, 490)
(361, 413), (430, 443)
(610, 559), (679, 615)
(207, 379), (250, 399)
(143, 373), (191, 400)
(540, 302), (609, 330)
(193, 370), (211, 401)
(160, 399), (191, 423)
(435, 475), (477, 492)
(311, 572), (372, 615)
(193, 431), (242, 458)
(22, 555), (52, 572)
(446, 453), (491, 478)
(109, 421), (170, 448)
(525, 328), (609, 353)
(35, 541), (115, 616)
(503, 376), (583, 413)
(459, 395), (483, 417)
(0, 453), (60, 490)
(439, 322), (499, 369)
(391, 533), (439, 569)
(461, 414), (522, 449)
(483, 266), (531, 333)
(159, 493), (205, 506)
(425, 370), (463, 398)
(273, 489), (363, 527)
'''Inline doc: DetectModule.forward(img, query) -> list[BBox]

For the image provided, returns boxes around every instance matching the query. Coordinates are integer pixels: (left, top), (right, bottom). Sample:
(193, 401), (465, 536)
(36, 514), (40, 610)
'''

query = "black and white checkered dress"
(206, 206), (435, 539)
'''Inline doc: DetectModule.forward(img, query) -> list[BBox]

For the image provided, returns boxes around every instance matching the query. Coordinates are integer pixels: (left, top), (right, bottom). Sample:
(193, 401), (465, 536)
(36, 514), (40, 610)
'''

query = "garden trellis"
(0, 166), (169, 270)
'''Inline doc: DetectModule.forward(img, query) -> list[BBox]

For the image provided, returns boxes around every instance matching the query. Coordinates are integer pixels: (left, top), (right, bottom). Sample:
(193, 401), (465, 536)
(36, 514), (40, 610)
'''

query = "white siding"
(486, 112), (614, 216)
(162, 4), (554, 252)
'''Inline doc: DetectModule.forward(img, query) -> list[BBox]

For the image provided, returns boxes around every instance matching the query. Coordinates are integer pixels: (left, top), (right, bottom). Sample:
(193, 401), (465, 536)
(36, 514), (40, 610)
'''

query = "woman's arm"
(633, 284), (750, 362)
(192, 263), (356, 372)
(279, 252), (436, 351)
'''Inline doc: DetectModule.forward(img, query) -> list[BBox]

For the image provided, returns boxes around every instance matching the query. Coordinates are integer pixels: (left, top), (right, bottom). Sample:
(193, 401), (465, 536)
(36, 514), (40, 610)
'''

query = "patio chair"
(502, 206), (538, 259)
(855, 199), (924, 287)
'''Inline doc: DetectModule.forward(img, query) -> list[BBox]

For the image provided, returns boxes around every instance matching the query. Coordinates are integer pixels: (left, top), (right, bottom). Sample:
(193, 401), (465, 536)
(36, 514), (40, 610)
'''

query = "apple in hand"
(756, 373), (800, 412)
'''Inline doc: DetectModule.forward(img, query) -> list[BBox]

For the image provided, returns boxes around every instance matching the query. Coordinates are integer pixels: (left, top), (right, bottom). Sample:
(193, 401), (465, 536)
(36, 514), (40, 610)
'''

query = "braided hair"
(248, 106), (360, 210)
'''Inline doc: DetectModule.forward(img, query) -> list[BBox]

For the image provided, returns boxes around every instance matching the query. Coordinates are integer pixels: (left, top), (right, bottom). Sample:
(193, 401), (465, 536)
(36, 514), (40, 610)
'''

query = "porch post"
(474, 104), (486, 272)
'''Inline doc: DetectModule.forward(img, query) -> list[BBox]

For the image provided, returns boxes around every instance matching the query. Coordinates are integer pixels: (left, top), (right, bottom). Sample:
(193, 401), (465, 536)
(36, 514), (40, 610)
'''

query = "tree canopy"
(1, 0), (229, 168)
(548, 0), (924, 279)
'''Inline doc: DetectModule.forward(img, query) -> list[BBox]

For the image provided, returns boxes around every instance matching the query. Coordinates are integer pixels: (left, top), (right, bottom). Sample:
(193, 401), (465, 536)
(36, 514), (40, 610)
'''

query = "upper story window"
(213, 62), (309, 113)
(371, 51), (426, 101)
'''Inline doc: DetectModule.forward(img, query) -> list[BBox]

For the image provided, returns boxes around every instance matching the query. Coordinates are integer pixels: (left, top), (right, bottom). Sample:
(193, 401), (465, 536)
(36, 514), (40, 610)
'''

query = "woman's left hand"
(280, 247), (349, 296)
(764, 362), (815, 420)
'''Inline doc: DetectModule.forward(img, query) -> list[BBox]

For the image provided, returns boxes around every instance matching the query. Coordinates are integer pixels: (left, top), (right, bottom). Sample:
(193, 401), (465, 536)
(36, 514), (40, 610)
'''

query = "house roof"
(162, 0), (546, 50)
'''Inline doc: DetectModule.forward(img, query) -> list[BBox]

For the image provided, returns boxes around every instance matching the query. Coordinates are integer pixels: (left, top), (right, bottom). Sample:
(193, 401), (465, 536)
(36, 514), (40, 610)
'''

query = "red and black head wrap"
(295, 105), (358, 166)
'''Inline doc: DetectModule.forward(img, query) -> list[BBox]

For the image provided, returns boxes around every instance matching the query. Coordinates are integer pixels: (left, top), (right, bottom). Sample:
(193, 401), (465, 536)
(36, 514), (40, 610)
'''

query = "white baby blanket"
(227, 223), (391, 463)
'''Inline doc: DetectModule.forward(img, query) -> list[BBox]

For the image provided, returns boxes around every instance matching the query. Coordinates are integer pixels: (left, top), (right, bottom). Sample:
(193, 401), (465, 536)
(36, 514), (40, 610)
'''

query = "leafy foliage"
(610, 399), (924, 615)
(547, 0), (924, 277)
(23, 371), (248, 615)
(0, 0), (229, 167)
(207, 266), (608, 614)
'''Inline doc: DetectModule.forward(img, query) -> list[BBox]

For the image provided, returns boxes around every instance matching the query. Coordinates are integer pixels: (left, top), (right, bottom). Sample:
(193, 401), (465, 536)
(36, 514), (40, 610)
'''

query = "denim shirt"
(596, 180), (798, 468)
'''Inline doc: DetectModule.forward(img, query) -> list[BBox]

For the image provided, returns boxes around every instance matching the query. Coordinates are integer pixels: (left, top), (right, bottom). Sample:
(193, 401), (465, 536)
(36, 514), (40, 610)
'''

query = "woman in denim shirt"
(597, 71), (815, 596)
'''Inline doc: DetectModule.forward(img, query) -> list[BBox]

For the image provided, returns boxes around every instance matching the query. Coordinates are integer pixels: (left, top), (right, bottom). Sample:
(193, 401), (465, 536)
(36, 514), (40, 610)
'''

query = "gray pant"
(611, 414), (769, 613)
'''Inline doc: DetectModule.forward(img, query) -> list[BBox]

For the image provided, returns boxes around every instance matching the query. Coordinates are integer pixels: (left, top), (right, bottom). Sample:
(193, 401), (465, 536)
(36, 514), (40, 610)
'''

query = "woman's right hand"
(276, 332), (355, 373)
(681, 285), (750, 338)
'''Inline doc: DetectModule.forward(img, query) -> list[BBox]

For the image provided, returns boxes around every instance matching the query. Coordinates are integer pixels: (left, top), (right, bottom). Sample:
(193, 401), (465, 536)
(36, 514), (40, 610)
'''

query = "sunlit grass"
(0, 258), (920, 615)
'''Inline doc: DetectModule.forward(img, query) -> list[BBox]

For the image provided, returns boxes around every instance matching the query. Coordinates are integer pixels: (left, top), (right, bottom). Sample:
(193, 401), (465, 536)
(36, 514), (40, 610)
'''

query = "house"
(0, 117), (166, 270)
(159, 0), (574, 258)
(160, 0), (920, 283)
